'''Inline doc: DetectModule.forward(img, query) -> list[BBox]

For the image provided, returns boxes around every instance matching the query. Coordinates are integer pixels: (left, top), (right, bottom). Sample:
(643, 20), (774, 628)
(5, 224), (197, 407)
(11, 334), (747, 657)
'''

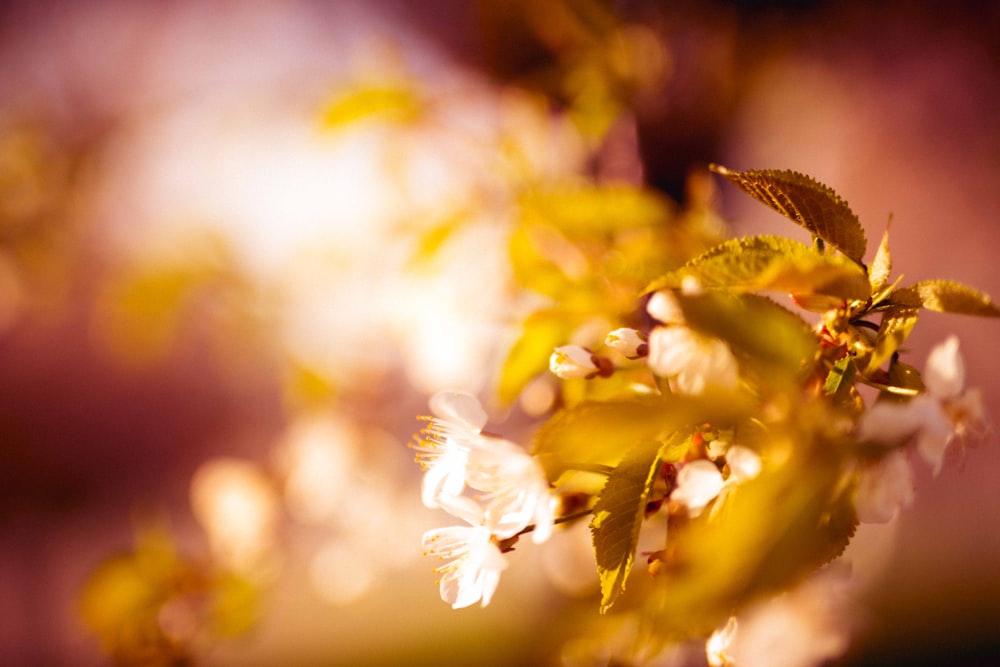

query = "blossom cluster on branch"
(409, 165), (997, 665)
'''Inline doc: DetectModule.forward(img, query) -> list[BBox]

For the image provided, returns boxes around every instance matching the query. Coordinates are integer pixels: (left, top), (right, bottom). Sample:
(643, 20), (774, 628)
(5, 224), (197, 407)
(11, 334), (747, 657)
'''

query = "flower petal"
(673, 460), (725, 516)
(924, 336), (964, 400)
(855, 450), (914, 523)
(429, 390), (489, 434)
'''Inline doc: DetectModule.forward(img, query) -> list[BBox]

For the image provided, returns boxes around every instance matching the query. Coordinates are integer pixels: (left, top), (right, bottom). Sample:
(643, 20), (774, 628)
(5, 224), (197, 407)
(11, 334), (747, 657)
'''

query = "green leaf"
(823, 354), (857, 397)
(590, 440), (666, 613)
(865, 306), (919, 373)
(645, 235), (870, 301)
(519, 184), (672, 236)
(497, 308), (576, 405)
(888, 279), (1000, 317)
(709, 165), (867, 265)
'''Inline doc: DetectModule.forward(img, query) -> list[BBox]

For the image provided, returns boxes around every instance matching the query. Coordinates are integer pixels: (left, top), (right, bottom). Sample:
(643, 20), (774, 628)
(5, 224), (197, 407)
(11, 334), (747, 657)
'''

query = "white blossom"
(673, 446), (761, 518)
(422, 495), (509, 609)
(855, 449), (914, 523)
(411, 390), (489, 508)
(550, 345), (599, 379)
(857, 336), (985, 474)
(706, 616), (738, 667)
(707, 567), (853, 667)
(413, 391), (556, 542)
(647, 326), (739, 395)
(463, 438), (556, 543)
(605, 328), (647, 358)
(672, 460), (724, 517)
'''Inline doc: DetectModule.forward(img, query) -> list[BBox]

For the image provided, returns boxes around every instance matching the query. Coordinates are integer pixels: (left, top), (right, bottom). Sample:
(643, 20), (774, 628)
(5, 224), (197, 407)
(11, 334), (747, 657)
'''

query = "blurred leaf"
(78, 525), (181, 655)
(650, 425), (857, 636)
(210, 573), (259, 638)
(865, 306), (919, 373)
(709, 165), (867, 266)
(888, 279), (1000, 317)
(509, 225), (580, 298)
(498, 308), (576, 405)
(407, 211), (466, 271)
(321, 83), (422, 127)
(533, 394), (749, 481)
(520, 184), (672, 236)
(645, 235), (870, 301)
(676, 291), (818, 385)
(590, 439), (666, 613)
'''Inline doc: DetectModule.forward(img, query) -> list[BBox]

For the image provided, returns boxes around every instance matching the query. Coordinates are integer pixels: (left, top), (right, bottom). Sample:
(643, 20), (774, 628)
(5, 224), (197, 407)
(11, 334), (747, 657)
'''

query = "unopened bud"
(605, 328), (648, 359)
(549, 345), (599, 379)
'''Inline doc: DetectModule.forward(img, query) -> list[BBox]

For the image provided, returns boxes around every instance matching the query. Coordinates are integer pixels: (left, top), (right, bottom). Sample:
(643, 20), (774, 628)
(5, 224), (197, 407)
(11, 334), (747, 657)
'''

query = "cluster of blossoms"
(408, 162), (998, 667)
(412, 391), (557, 608)
(550, 285), (739, 397)
(854, 335), (986, 523)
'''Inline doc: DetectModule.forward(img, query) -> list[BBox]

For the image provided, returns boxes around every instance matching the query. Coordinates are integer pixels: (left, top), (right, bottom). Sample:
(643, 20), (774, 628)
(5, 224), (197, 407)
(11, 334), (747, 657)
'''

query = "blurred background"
(0, 0), (998, 665)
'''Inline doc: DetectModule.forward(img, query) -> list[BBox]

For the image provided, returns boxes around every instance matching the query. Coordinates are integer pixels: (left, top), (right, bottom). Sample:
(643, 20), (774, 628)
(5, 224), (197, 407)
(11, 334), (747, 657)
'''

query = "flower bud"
(604, 328), (648, 359)
(549, 345), (598, 379)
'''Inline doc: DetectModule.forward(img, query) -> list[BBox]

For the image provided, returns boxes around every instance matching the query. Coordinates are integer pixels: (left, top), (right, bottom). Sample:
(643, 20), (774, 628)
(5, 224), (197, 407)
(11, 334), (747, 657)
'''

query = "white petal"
(673, 460), (725, 516)
(436, 494), (487, 526)
(707, 617), (738, 667)
(646, 290), (685, 325)
(726, 446), (762, 482)
(648, 327), (738, 394)
(855, 450), (914, 523)
(549, 345), (598, 379)
(924, 336), (964, 400)
(856, 398), (931, 445)
(914, 407), (953, 475)
(429, 391), (489, 434)
(420, 450), (468, 508)
(605, 328), (646, 358)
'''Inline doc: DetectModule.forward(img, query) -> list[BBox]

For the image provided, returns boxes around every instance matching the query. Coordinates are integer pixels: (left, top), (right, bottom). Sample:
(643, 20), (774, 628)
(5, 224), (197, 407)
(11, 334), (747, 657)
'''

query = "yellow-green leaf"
(888, 279), (1000, 317)
(709, 165), (867, 266)
(590, 440), (666, 613)
(823, 354), (856, 397)
(509, 225), (580, 298)
(645, 235), (870, 301)
(519, 184), (672, 236)
(321, 83), (422, 127)
(869, 225), (893, 292)
(498, 309), (576, 405)
(866, 306), (919, 373)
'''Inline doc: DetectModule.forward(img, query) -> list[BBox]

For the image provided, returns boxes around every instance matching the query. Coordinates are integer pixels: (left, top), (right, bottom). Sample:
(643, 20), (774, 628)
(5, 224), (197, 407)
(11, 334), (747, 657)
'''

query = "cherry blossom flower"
(411, 391), (489, 508)
(550, 345), (599, 379)
(413, 391), (556, 542)
(672, 446), (761, 517)
(466, 444), (557, 543)
(422, 496), (508, 609)
(857, 336), (985, 474)
(854, 449), (914, 523)
(706, 567), (853, 667)
(645, 290), (739, 395)
(706, 616), (738, 667)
